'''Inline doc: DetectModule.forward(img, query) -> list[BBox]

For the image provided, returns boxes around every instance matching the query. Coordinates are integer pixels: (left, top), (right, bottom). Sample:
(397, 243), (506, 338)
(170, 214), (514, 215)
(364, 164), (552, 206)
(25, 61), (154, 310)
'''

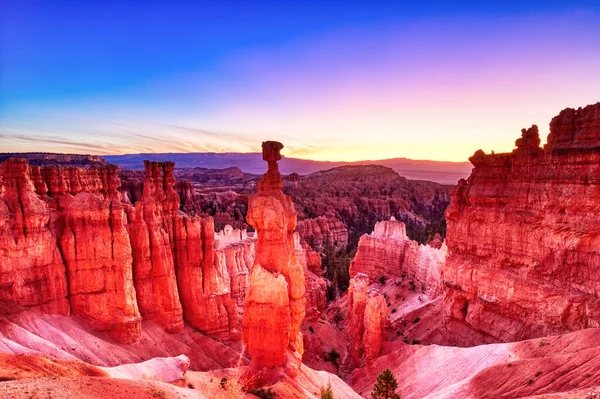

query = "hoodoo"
(242, 141), (307, 381)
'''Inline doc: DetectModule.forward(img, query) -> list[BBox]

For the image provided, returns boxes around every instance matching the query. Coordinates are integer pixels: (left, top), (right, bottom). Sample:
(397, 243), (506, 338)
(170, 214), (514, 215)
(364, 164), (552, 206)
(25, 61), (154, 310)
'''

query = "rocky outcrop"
(0, 157), (245, 343)
(0, 159), (69, 315)
(346, 273), (387, 367)
(214, 226), (255, 309)
(177, 216), (239, 338)
(36, 164), (141, 342)
(296, 216), (348, 252)
(443, 103), (600, 343)
(56, 175), (142, 344)
(350, 218), (445, 297)
(127, 162), (183, 334)
(242, 141), (306, 376)
(293, 233), (327, 321)
(118, 169), (144, 204)
(0, 160), (143, 343)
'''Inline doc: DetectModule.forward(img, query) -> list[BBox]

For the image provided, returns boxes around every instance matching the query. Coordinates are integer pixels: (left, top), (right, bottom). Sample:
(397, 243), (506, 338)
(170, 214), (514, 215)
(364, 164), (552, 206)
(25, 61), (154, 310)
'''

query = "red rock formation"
(176, 216), (239, 338)
(443, 103), (600, 343)
(0, 159), (69, 315)
(296, 216), (348, 252)
(57, 185), (141, 343)
(350, 218), (445, 297)
(242, 141), (306, 375)
(118, 169), (145, 204)
(346, 273), (387, 367)
(293, 233), (327, 321)
(128, 162), (183, 334)
(25, 163), (141, 342)
(215, 226), (254, 308)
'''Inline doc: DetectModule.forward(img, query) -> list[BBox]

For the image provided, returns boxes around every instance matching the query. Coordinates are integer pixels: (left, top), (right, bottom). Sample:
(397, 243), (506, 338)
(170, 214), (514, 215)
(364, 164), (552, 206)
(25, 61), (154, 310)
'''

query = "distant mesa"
(0, 152), (107, 167)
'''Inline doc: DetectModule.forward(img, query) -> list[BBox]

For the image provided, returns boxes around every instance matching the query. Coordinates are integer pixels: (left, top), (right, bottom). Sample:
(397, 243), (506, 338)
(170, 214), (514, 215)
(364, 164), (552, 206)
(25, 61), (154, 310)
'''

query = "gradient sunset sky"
(1, 1), (599, 162)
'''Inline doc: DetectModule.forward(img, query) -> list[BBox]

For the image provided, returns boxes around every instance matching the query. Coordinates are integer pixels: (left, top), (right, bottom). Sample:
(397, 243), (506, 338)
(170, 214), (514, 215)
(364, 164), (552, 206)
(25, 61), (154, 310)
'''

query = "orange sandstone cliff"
(0, 159), (69, 316)
(443, 103), (600, 344)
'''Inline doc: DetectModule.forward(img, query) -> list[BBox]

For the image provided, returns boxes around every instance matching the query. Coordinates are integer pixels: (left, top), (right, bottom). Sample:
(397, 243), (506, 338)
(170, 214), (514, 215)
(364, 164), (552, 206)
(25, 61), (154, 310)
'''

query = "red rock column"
(346, 273), (387, 367)
(128, 161), (184, 333)
(0, 159), (69, 315)
(242, 141), (307, 376)
(53, 166), (142, 343)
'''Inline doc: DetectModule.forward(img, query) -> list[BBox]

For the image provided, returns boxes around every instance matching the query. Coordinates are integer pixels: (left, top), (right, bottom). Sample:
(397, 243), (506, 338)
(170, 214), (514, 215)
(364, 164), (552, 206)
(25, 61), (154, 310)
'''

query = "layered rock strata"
(0, 158), (245, 343)
(296, 216), (348, 252)
(443, 103), (600, 343)
(242, 141), (306, 374)
(350, 217), (445, 297)
(346, 273), (387, 367)
(0, 150), (328, 346)
(0, 159), (69, 315)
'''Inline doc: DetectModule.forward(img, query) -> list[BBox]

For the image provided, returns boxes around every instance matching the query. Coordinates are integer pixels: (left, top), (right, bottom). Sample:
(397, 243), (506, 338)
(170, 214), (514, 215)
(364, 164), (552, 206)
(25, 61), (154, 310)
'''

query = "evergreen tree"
(372, 369), (400, 399)
(320, 381), (335, 399)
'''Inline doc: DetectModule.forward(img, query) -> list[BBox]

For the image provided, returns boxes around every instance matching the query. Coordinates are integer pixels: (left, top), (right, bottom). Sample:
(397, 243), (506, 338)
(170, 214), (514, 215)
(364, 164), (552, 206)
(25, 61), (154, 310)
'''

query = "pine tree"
(372, 369), (400, 399)
(320, 381), (335, 399)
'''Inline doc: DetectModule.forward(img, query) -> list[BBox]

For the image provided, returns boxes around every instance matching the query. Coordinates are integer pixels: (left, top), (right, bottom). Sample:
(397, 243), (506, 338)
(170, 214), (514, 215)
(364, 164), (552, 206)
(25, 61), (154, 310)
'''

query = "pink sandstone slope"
(351, 328), (600, 399)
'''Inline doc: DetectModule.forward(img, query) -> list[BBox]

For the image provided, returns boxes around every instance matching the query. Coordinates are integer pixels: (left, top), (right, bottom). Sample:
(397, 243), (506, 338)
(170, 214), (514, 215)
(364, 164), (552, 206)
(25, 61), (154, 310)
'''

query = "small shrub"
(391, 308), (397, 313)
(187, 381), (195, 389)
(248, 387), (278, 399)
(320, 382), (335, 399)
(309, 326), (315, 334)
(379, 275), (388, 285)
(538, 340), (549, 347)
(408, 281), (416, 292)
(413, 317), (421, 324)
(411, 339), (420, 345)
(220, 378), (228, 389)
(535, 371), (543, 377)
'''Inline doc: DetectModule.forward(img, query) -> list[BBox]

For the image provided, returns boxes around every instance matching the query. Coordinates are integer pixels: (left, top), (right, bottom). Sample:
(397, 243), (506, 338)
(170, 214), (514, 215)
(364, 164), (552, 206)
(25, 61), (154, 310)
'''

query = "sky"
(1, 1), (599, 162)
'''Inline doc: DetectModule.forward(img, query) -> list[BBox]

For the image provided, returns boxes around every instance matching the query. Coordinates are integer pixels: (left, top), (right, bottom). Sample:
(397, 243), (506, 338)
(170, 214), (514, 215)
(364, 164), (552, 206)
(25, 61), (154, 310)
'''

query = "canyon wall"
(443, 103), (600, 343)
(0, 155), (326, 345)
(0, 159), (70, 316)
(350, 217), (446, 297)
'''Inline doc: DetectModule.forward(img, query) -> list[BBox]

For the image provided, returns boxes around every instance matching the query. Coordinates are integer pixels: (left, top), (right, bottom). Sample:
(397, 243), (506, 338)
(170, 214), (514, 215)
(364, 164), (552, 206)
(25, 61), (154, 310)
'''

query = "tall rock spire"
(242, 141), (306, 382)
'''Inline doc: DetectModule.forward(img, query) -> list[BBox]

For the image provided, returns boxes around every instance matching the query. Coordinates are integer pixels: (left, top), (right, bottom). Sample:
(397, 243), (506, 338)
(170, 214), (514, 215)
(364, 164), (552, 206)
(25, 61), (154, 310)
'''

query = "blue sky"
(1, 1), (599, 160)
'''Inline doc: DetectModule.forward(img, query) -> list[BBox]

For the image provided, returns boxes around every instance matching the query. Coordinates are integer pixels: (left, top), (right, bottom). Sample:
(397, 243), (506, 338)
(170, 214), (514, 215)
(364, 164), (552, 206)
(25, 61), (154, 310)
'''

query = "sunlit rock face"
(242, 141), (307, 373)
(443, 103), (600, 343)
(350, 218), (446, 297)
(0, 157), (246, 343)
(0, 159), (69, 316)
(0, 160), (142, 343)
(55, 167), (142, 343)
(346, 273), (387, 368)
(127, 161), (184, 334)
